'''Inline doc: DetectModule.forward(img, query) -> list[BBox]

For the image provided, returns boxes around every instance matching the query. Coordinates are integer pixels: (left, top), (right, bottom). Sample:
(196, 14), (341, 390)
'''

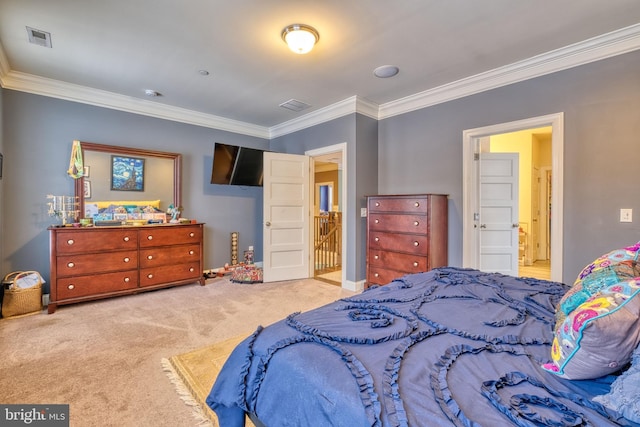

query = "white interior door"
(262, 152), (310, 282)
(479, 153), (519, 276)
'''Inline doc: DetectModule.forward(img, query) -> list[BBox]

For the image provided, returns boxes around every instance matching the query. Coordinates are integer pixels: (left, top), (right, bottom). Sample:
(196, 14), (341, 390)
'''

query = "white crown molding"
(0, 69), (270, 138)
(1, 24), (640, 137)
(378, 23), (640, 120)
(269, 96), (379, 139)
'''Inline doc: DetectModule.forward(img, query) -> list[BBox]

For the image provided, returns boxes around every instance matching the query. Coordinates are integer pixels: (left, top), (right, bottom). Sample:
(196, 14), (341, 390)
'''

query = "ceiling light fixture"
(281, 24), (319, 54)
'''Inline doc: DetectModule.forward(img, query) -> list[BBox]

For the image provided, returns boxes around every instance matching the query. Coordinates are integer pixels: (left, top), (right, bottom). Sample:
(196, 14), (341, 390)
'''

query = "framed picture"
(84, 180), (92, 199)
(83, 166), (90, 177)
(111, 155), (144, 191)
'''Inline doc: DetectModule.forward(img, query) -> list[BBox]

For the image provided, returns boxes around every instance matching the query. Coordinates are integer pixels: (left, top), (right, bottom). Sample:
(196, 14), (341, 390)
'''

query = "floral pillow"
(543, 242), (640, 379)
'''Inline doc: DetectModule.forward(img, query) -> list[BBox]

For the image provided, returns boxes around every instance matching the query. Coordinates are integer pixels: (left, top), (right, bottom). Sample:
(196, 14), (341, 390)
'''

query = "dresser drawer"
(56, 270), (138, 299)
(367, 267), (406, 286)
(139, 225), (202, 247)
(368, 231), (429, 255)
(139, 244), (200, 268)
(57, 250), (138, 276)
(368, 197), (428, 214)
(369, 250), (427, 273)
(56, 229), (138, 254)
(368, 213), (428, 234)
(140, 263), (201, 287)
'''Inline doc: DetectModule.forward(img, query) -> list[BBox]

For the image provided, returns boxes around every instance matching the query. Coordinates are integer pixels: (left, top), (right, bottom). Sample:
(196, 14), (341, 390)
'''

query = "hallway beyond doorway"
(519, 260), (551, 281)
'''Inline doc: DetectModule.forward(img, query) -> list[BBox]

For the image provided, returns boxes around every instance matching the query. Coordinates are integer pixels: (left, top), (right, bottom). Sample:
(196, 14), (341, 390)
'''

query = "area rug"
(162, 335), (254, 427)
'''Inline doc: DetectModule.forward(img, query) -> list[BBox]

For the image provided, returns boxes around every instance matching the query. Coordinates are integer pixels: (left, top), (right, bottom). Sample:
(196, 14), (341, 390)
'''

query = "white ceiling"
(1, 1), (640, 139)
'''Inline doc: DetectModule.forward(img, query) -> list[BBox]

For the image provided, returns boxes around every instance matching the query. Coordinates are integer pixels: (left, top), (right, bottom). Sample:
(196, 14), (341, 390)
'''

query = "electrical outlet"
(360, 208), (367, 217)
(620, 208), (633, 223)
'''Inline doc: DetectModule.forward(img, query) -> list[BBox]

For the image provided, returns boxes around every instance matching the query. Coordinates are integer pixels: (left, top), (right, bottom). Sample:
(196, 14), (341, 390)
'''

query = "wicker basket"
(2, 271), (43, 319)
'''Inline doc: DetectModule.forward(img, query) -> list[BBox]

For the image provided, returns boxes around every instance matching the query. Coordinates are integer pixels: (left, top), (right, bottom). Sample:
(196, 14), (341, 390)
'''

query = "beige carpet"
(0, 276), (354, 426)
(162, 334), (251, 427)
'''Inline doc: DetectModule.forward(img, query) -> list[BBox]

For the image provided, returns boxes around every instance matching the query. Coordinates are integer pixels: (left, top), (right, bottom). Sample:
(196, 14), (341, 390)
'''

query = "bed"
(206, 264), (640, 426)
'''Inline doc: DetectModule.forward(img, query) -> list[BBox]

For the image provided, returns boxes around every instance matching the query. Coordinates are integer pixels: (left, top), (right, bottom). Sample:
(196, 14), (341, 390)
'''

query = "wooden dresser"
(366, 194), (448, 288)
(48, 223), (204, 313)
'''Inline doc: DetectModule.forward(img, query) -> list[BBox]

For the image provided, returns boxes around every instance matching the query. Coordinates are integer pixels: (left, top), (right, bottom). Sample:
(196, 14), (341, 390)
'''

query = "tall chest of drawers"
(366, 194), (448, 288)
(48, 223), (204, 313)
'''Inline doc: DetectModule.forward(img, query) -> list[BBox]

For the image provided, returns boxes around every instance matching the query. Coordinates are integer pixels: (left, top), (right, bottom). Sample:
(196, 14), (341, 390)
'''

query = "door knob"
(265, 221), (271, 227)
(512, 223), (519, 228)
(480, 224), (487, 228)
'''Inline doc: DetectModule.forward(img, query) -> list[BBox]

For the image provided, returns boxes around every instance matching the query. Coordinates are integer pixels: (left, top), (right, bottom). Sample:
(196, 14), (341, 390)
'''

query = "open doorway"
(463, 113), (564, 283)
(488, 128), (552, 280)
(306, 143), (347, 286)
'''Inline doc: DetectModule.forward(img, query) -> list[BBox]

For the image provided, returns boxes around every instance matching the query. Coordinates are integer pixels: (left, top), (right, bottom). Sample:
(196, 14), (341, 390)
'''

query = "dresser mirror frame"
(74, 141), (182, 219)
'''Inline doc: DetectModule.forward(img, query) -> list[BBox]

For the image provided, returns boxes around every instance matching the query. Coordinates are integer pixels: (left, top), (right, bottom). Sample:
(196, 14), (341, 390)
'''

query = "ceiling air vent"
(279, 99), (311, 112)
(26, 27), (52, 48)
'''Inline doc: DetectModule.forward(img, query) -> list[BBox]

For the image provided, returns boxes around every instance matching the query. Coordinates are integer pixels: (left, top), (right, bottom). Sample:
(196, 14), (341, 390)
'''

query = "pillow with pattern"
(542, 279), (640, 379)
(556, 242), (640, 324)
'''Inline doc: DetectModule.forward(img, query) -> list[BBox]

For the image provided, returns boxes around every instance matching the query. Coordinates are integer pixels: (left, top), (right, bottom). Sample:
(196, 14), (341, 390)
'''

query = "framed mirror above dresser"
(74, 141), (182, 219)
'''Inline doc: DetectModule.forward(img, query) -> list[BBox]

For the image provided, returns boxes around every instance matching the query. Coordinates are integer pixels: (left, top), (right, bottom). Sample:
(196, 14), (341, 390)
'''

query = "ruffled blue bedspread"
(206, 267), (637, 426)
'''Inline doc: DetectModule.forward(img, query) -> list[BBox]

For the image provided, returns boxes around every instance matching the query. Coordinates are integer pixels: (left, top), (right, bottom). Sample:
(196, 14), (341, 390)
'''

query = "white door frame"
(305, 143), (348, 289)
(463, 113), (564, 282)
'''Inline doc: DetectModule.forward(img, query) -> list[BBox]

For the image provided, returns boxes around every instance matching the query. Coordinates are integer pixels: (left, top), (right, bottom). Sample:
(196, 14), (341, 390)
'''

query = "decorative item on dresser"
(48, 223), (205, 313)
(366, 194), (448, 288)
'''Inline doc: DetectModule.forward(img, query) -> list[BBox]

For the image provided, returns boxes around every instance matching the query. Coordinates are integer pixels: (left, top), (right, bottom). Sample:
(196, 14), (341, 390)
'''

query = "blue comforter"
(206, 268), (636, 426)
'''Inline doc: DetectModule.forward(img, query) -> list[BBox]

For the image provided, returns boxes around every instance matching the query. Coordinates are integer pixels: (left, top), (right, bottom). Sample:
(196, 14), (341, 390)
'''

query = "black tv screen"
(211, 143), (264, 187)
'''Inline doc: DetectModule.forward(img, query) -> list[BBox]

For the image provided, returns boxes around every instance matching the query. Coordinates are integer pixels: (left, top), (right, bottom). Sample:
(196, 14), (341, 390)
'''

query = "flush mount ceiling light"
(281, 24), (319, 54)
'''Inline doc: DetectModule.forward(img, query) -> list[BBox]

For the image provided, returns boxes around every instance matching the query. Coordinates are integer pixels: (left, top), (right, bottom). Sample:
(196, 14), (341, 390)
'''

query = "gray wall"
(1, 91), (268, 287)
(270, 114), (379, 283)
(379, 49), (640, 283)
(3, 49), (640, 288)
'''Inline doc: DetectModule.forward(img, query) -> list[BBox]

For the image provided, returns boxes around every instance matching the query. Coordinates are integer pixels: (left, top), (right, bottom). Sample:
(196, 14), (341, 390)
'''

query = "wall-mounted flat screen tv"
(211, 142), (265, 187)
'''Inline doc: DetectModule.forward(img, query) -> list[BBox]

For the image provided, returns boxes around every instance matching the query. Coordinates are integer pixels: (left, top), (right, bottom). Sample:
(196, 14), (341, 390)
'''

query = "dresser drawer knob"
(189, 232), (195, 237)
(189, 267), (195, 272)
(414, 202), (420, 207)
(413, 241), (419, 247)
(189, 250), (194, 255)
(375, 219), (379, 224)
(414, 221), (419, 226)
(124, 277), (130, 283)
(147, 274), (153, 279)
(147, 255), (153, 260)
(66, 239), (75, 245)
(374, 237), (379, 242)
(67, 262), (75, 268)
(375, 202), (380, 207)
(123, 236), (130, 242)
(124, 257), (130, 263)
(413, 262), (419, 267)
(67, 284), (75, 290)
(374, 273), (379, 278)
(374, 255), (379, 260)
(147, 235), (153, 240)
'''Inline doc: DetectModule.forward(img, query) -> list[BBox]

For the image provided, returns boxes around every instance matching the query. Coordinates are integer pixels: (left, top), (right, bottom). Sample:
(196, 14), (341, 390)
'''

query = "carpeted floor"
(0, 277), (354, 426)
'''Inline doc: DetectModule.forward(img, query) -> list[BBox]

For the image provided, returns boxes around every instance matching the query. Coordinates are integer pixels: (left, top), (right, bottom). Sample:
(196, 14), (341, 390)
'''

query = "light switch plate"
(620, 208), (633, 222)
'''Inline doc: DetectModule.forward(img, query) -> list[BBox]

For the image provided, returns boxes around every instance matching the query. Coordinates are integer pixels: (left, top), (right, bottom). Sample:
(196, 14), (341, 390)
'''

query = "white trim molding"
(1, 24), (639, 138)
